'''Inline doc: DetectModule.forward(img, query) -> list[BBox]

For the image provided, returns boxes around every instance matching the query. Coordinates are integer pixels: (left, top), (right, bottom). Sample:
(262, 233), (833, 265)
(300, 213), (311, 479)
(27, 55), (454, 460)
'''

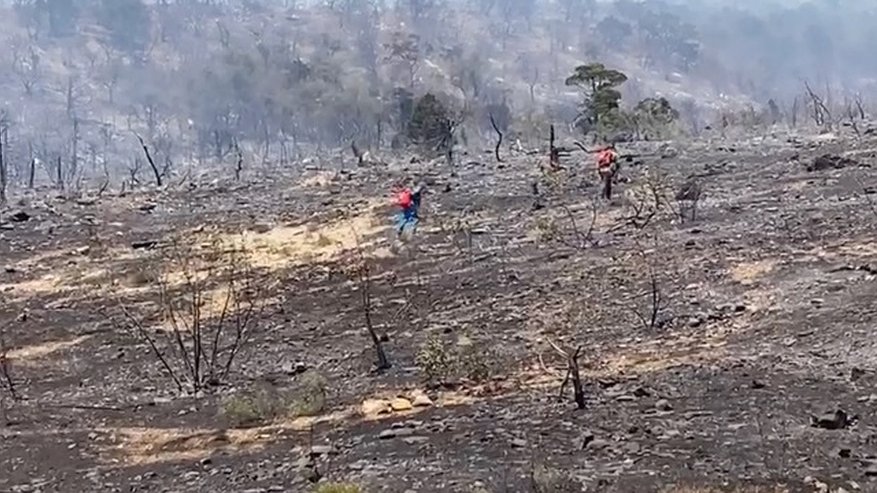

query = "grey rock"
(402, 436), (430, 445)
(309, 445), (337, 457)
(655, 399), (673, 411)
(633, 387), (651, 398)
(379, 428), (414, 439)
(812, 409), (850, 430)
(587, 439), (611, 450)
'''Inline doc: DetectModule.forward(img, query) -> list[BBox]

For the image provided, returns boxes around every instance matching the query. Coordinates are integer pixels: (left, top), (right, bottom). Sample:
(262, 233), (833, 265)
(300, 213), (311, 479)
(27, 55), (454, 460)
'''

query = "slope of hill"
(1, 127), (877, 492)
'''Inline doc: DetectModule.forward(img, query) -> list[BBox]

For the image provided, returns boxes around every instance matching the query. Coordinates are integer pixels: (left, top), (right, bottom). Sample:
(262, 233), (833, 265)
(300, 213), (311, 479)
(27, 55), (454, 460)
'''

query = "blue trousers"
(395, 208), (419, 235)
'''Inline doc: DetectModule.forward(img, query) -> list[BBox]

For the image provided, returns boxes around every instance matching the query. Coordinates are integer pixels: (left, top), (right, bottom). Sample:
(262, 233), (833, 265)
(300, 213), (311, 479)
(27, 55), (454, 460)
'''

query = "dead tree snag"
(549, 124), (560, 169)
(234, 140), (244, 180)
(351, 140), (365, 165)
(347, 234), (391, 371)
(675, 177), (702, 223)
(356, 259), (391, 371)
(0, 126), (7, 205)
(56, 155), (64, 191)
(854, 94), (866, 120)
(804, 81), (832, 129)
(489, 113), (504, 163)
(135, 133), (163, 187)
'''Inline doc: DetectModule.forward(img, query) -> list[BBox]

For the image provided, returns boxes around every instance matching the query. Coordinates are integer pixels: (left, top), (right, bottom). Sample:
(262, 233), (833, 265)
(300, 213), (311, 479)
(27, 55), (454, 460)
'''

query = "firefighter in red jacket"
(393, 184), (424, 237)
(595, 145), (619, 200)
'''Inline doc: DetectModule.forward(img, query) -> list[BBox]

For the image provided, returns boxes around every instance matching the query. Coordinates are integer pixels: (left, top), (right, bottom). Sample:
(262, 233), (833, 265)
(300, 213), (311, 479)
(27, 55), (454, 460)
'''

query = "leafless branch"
(547, 339), (585, 409)
(804, 81), (832, 129)
(110, 240), (266, 394)
(348, 228), (391, 371)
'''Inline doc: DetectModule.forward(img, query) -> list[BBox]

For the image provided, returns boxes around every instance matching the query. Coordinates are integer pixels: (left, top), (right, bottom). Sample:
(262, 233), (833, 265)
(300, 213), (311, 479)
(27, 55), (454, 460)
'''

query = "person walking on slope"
(575, 142), (620, 200)
(594, 144), (619, 200)
(394, 184), (424, 238)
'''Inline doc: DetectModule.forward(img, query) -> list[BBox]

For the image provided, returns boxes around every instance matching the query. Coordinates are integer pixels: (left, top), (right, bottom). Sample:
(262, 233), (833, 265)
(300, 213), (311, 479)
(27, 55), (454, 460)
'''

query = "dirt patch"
(299, 170), (339, 188)
(601, 338), (728, 376)
(7, 335), (92, 364)
(729, 259), (778, 285)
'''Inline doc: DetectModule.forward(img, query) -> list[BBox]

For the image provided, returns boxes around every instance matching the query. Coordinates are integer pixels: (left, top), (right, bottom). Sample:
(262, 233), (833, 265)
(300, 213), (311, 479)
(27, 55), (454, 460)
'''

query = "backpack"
(596, 149), (617, 169)
(395, 189), (413, 208)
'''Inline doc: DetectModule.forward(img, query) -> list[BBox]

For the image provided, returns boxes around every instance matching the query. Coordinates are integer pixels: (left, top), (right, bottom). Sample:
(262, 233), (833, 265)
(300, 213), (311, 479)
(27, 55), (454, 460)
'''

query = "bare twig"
(556, 201), (597, 249)
(626, 239), (665, 331)
(110, 240), (265, 394)
(0, 324), (17, 402)
(547, 339), (585, 409)
(114, 304), (185, 392)
(349, 228), (391, 371)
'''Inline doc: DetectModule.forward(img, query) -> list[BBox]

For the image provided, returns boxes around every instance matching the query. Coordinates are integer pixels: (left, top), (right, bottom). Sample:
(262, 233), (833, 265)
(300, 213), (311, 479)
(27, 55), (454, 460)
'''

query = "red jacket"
(395, 189), (413, 209)
(596, 148), (617, 170)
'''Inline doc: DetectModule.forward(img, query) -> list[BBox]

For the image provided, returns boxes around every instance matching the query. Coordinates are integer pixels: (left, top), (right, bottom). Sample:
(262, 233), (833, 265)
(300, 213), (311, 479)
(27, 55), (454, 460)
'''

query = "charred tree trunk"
(27, 142), (35, 189)
(376, 118), (383, 150)
(351, 140), (364, 165)
(135, 134), (163, 187)
(489, 113), (504, 163)
(855, 95), (866, 120)
(56, 155), (64, 191)
(358, 261), (390, 371)
(234, 141), (243, 181)
(27, 147), (35, 190)
(0, 128), (7, 205)
(70, 118), (79, 187)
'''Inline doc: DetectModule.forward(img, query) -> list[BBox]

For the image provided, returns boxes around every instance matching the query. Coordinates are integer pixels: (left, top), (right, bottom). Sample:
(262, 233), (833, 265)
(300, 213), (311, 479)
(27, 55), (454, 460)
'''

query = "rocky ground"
(1, 130), (877, 493)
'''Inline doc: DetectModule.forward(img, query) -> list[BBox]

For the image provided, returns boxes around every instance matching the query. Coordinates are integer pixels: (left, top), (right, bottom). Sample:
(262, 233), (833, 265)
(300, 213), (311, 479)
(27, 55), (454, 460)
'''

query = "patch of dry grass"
(299, 170), (338, 188)
(0, 196), (391, 303)
(729, 259), (777, 285)
(600, 333), (729, 376)
(104, 392), (470, 466)
(105, 426), (268, 465)
(6, 335), (92, 365)
(313, 483), (362, 493)
(206, 198), (389, 270)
